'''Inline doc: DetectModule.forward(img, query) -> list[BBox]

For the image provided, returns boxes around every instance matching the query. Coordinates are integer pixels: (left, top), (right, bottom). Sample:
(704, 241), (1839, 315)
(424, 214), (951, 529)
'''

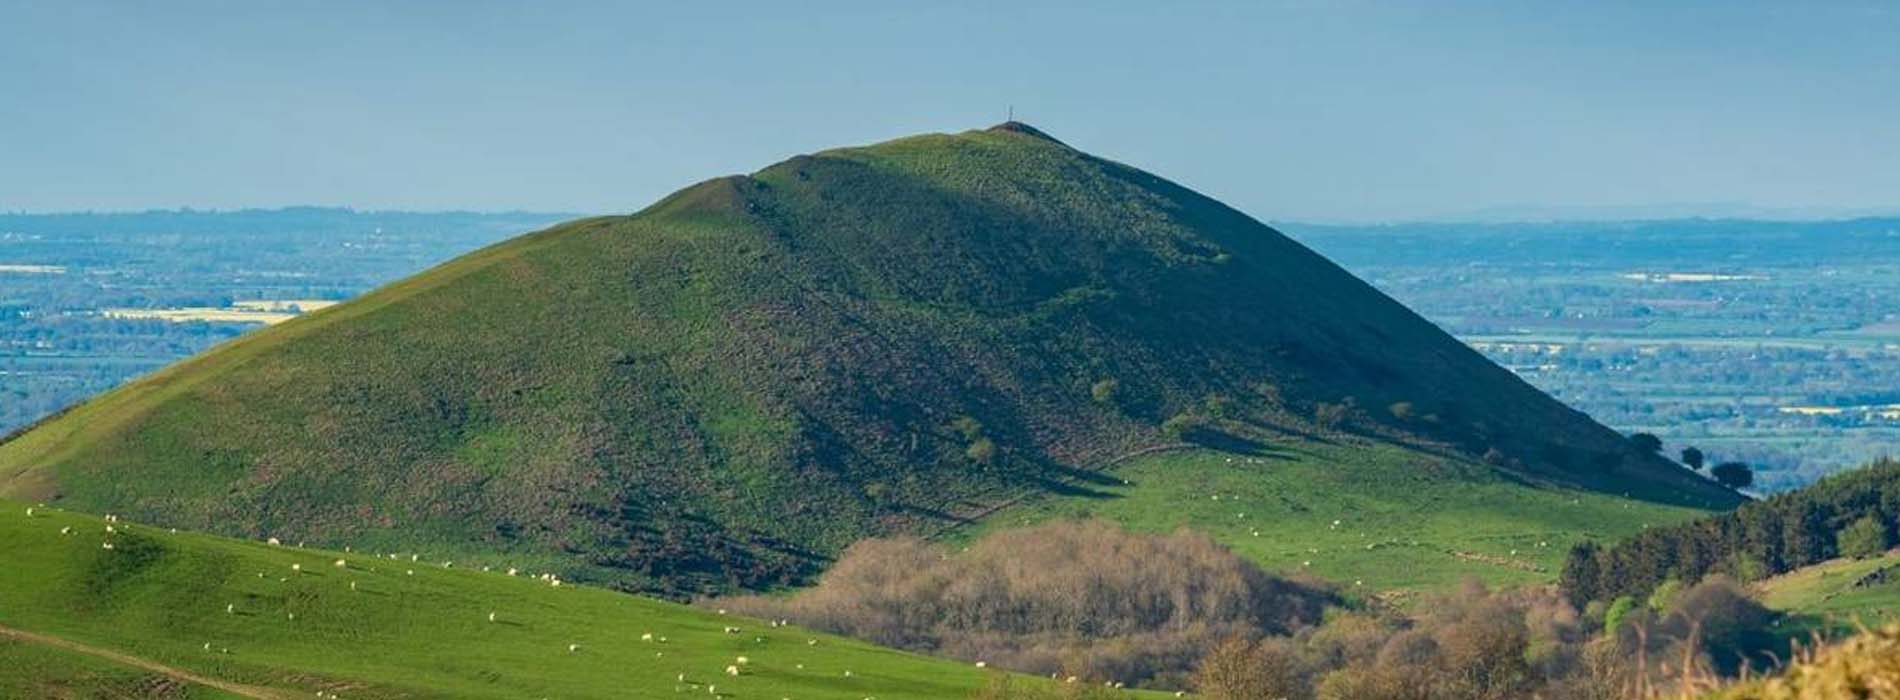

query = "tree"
(1680, 446), (1706, 471)
(1838, 515), (1891, 559)
(1711, 462), (1754, 490)
(1629, 432), (1663, 454)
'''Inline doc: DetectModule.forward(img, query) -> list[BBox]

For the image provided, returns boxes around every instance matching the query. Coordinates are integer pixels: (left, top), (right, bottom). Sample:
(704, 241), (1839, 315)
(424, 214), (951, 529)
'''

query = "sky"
(3, 1), (1897, 222)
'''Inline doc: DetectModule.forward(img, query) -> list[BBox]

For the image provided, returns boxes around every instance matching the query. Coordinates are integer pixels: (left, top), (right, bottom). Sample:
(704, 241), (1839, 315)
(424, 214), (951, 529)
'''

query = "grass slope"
(0, 500), (1083, 700)
(1754, 549), (1900, 636)
(958, 442), (1712, 597)
(0, 122), (1737, 595)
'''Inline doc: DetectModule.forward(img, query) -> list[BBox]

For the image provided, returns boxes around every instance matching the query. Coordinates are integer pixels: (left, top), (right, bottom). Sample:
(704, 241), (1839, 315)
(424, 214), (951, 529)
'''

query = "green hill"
(0, 501), (1059, 700)
(0, 122), (1738, 595)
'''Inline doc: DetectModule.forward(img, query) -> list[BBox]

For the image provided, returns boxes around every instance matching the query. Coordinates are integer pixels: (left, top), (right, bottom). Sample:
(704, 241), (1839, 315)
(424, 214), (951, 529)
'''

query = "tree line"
(1562, 458), (1900, 607)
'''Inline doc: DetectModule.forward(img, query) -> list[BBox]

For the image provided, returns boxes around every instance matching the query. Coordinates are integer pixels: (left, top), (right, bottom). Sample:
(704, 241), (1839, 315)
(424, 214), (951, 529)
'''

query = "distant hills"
(0, 123), (1739, 595)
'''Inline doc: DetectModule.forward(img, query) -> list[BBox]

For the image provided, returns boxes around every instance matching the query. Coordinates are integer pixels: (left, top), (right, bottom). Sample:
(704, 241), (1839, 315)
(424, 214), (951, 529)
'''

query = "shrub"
(1603, 596), (1636, 632)
(1837, 515), (1890, 559)
(1388, 401), (1416, 422)
(1712, 462), (1754, 489)
(1629, 433), (1663, 454)
(966, 438), (998, 465)
(1161, 412), (1200, 440)
(720, 520), (1331, 686)
(1680, 446), (1706, 471)
(1090, 378), (1120, 405)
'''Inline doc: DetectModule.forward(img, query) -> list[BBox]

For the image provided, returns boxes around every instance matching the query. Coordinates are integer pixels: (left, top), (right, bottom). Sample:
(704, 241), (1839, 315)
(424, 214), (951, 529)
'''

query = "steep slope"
(0, 502), (1040, 700)
(0, 123), (1738, 594)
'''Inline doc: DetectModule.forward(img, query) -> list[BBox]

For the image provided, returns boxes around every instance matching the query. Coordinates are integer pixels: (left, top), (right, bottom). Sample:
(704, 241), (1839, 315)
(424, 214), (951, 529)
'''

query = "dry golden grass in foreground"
(1712, 624), (1900, 700)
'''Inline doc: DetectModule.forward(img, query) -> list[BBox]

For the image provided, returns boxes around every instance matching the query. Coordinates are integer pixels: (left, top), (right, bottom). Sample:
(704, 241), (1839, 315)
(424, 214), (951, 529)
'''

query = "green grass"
(959, 443), (1712, 597)
(0, 640), (248, 700)
(1754, 549), (1900, 637)
(0, 501), (1101, 700)
(0, 122), (1737, 596)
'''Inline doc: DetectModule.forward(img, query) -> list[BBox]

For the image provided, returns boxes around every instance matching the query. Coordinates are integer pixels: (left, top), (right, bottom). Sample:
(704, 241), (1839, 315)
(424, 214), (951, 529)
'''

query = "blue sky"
(3, 1), (1897, 221)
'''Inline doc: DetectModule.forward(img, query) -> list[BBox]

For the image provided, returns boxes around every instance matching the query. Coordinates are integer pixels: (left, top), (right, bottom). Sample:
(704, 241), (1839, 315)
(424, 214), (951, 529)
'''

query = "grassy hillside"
(0, 122), (1737, 595)
(959, 442), (1712, 597)
(0, 500), (1076, 700)
(1753, 550), (1900, 635)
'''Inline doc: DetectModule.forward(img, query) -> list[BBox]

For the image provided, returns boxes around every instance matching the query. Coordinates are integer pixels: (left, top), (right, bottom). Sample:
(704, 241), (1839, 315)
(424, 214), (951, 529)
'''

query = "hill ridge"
(0, 123), (1738, 595)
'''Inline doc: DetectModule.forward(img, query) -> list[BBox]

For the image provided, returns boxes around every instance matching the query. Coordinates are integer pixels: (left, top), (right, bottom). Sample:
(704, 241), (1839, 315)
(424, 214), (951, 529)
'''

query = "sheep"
(725, 665), (740, 676)
(488, 612), (497, 623)
(641, 632), (654, 642)
(59, 526), (71, 535)
(226, 604), (235, 614)
(1175, 692), (1187, 697)
(842, 670), (854, 678)
(334, 559), (347, 568)
(1065, 676), (1078, 684)
(268, 537), (281, 546)
(507, 567), (518, 576)
(568, 643), (580, 653)
(349, 581), (358, 591)
(735, 656), (748, 665)
(24, 507), (33, 517)
(405, 569), (414, 576)
(102, 542), (115, 550)
(291, 563), (302, 573)
(723, 626), (741, 634)
(105, 524), (116, 533)
(807, 638), (818, 646)
(974, 661), (987, 668)
(287, 612), (296, 620)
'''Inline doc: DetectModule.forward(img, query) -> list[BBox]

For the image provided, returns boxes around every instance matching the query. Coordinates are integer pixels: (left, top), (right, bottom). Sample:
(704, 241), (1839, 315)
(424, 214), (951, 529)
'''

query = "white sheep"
(59, 526), (71, 535)
(843, 670), (854, 678)
(641, 632), (654, 642)
(334, 559), (347, 568)
(568, 643), (580, 653)
(723, 626), (741, 634)
(291, 563), (302, 572)
(735, 656), (749, 665)
(225, 604), (235, 614)
(24, 507), (33, 517)
(268, 537), (281, 546)
(102, 542), (115, 550)
(975, 661), (987, 668)
(488, 612), (497, 623)
(350, 581), (358, 591)
(507, 567), (518, 576)
(725, 665), (740, 676)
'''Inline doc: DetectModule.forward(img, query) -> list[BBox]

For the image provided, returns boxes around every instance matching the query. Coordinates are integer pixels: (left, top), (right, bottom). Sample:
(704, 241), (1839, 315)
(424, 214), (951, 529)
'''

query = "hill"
(0, 122), (1738, 595)
(0, 501), (1061, 700)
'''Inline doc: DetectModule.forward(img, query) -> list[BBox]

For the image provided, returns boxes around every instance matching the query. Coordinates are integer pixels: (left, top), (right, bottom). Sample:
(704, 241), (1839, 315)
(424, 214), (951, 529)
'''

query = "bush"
(720, 520), (1331, 686)
(1161, 412), (1200, 440)
(1837, 515), (1890, 559)
(966, 437), (998, 465)
(1629, 433), (1663, 454)
(1090, 379), (1120, 405)
(1388, 401), (1416, 422)
(1712, 462), (1754, 489)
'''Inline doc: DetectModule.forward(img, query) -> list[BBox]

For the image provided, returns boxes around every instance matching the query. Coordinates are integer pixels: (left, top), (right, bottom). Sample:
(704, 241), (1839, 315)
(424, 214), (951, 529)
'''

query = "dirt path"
(0, 623), (298, 700)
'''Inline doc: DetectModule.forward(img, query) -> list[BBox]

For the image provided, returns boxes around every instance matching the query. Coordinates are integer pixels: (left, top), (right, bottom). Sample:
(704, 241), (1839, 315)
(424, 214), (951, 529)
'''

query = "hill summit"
(0, 124), (1737, 593)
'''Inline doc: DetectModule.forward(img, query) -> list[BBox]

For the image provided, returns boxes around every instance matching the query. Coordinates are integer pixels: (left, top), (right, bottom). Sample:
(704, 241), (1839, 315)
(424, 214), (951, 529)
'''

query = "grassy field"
(1754, 549), (1900, 636)
(957, 442), (1713, 598)
(0, 500), (1097, 700)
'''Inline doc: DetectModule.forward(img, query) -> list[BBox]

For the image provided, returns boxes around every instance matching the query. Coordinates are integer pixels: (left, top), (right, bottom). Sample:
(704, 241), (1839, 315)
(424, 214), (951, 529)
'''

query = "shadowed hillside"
(0, 123), (1738, 595)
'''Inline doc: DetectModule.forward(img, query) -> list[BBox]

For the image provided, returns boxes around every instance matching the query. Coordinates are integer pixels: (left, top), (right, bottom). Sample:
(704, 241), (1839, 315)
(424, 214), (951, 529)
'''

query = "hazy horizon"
(6, 1), (1899, 222)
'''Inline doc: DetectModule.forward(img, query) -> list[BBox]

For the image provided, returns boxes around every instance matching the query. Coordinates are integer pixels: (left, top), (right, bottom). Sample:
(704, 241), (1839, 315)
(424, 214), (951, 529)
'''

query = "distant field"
(958, 443), (1714, 600)
(100, 301), (338, 325)
(0, 501), (1062, 700)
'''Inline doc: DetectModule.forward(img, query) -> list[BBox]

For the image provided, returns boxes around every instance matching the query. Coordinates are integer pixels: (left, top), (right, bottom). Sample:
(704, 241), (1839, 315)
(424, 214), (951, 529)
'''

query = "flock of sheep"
(30, 505), (1136, 700)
